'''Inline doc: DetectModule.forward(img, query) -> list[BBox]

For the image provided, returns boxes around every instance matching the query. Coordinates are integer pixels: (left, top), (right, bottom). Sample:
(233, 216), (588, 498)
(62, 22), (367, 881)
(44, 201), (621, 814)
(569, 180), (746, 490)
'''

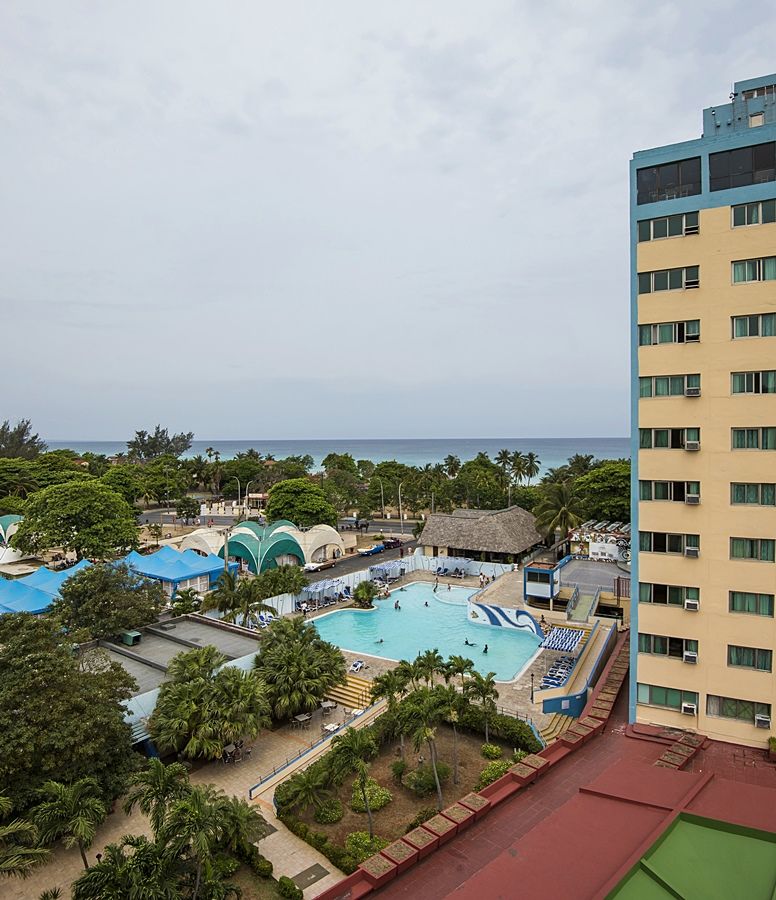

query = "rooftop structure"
(631, 74), (776, 747)
(420, 506), (542, 563)
(0, 559), (90, 614)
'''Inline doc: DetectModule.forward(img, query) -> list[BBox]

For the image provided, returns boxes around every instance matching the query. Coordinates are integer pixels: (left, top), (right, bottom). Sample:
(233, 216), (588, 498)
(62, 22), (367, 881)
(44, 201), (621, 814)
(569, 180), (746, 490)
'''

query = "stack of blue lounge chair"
(540, 627), (582, 653)
(539, 655), (576, 689)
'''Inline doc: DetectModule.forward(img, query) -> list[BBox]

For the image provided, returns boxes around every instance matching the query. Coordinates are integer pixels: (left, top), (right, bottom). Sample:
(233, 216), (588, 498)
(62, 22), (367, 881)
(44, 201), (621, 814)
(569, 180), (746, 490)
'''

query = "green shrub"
(351, 777), (392, 813)
(314, 798), (344, 824)
(237, 844), (273, 878)
(481, 742), (503, 760)
(278, 875), (304, 899)
(325, 845), (358, 875)
(390, 759), (407, 783)
(306, 830), (329, 852)
(278, 810), (358, 875)
(344, 831), (390, 864)
(456, 704), (542, 753)
(403, 763), (450, 797)
(404, 807), (437, 833)
(511, 749), (527, 764)
(254, 856), (273, 878)
(475, 760), (511, 790)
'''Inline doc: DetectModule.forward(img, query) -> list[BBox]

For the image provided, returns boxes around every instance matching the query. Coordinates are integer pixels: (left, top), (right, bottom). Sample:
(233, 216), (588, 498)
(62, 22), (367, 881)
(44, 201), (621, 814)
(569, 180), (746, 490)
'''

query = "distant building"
(632, 74), (776, 746)
(420, 507), (542, 564)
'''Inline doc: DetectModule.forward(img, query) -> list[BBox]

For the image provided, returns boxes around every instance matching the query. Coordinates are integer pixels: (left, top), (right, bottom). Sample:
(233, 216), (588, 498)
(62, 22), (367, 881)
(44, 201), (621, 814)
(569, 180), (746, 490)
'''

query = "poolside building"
(631, 75), (776, 746)
(420, 506), (542, 564)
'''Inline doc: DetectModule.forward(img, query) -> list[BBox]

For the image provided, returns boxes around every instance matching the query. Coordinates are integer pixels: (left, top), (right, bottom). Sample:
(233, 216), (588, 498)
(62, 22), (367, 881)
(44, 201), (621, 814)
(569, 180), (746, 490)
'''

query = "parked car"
(303, 559), (337, 572)
(358, 544), (385, 556)
(381, 538), (401, 549)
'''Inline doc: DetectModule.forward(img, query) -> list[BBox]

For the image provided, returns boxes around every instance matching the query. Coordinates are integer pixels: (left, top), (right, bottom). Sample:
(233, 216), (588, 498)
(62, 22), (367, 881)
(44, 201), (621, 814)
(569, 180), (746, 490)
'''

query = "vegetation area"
(274, 651), (540, 872)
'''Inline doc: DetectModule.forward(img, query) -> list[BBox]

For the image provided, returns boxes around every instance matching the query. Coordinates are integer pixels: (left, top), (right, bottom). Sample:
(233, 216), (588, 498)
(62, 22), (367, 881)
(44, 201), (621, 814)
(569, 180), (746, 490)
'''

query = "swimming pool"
(312, 581), (541, 681)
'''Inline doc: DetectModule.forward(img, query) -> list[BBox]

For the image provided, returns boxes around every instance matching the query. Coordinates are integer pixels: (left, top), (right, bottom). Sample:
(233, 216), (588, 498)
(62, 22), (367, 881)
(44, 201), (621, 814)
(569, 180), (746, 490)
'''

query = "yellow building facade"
(631, 76), (776, 746)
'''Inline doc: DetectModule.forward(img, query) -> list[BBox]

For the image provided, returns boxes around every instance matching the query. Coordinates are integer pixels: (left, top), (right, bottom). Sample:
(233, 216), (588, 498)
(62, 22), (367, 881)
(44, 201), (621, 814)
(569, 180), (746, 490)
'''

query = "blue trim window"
(640, 480), (699, 501)
(639, 531), (699, 554)
(639, 427), (699, 449)
(638, 266), (700, 294)
(639, 583), (699, 606)
(638, 634), (697, 658)
(639, 320), (700, 345)
(637, 683), (698, 711)
(709, 141), (776, 192)
(639, 374), (700, 397)
(636, 157), (701, 204)
(732, 199), (776, 226)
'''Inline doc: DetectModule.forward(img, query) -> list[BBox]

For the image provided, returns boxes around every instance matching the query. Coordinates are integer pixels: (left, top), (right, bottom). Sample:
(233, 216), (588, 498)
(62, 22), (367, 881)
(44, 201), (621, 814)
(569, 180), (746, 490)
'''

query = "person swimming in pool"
(464, 638), (476, 647)
(376, 638), (384, 644)
(483, 644), (489, 654)
(424, 601), (429, 607)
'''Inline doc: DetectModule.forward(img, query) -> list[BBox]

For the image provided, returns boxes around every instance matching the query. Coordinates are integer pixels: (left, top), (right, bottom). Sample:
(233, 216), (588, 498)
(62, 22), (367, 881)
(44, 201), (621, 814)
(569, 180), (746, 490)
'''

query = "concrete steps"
(325, 674), (373, 710)
(540, 712), (573, 744)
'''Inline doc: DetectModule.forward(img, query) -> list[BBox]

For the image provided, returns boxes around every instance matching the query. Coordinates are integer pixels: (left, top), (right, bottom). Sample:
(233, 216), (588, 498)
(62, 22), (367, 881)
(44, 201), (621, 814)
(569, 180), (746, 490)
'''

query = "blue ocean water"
(312, 582), (540, 681)
(46, 436), (628, 473)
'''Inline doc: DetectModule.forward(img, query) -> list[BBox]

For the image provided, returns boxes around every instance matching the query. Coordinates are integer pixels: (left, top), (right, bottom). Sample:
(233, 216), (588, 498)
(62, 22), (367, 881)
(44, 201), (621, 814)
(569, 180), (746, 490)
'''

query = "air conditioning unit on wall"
(681, 702), (697, 715)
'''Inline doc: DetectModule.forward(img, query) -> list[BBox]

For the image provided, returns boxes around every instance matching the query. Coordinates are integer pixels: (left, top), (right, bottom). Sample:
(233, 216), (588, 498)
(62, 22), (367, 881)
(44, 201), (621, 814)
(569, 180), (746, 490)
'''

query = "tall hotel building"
(631, 75), (776, 746)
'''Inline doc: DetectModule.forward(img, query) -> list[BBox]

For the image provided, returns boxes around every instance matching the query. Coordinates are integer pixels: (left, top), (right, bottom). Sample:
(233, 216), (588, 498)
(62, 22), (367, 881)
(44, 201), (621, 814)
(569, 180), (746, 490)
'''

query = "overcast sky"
(2, 2), (774, 441)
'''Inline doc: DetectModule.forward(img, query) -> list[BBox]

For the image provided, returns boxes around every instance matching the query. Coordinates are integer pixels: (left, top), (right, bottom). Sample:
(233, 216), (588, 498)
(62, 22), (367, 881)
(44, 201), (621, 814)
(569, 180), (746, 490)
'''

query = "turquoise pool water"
(312, 581), (541, 681)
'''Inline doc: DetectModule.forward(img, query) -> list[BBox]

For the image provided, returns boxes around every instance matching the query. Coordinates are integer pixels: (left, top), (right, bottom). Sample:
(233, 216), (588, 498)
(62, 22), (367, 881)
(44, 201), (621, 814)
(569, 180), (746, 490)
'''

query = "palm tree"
(509, 451), (527, 486)
(400, 688), (446, 810)
(162, 785), (225, 900)
(70, 835), (181, 900)
(0, 795), (49, 879)
(446, 655), (475, 692)
(524, 452), (541, 485)
(435, 685), (462, 785)
(371, 670), (409, 759)
(32, 779), (107, 870)
(331, 728), (379, 838)
(465, 671), (499, 743)
(495, 449), (512, 495)
(38, 890), (62, 900)
(279, 767), (332, 814)
(123, 758), (191, 838)
(396, 658), (424, 691)
(171, 587), (200, 614)
(534, 481), (584, 541)
(218, 795), (271, 857)
(416, 649), (444, 686)
(224, 578), (280, 630)
(443, 455), (461, 479)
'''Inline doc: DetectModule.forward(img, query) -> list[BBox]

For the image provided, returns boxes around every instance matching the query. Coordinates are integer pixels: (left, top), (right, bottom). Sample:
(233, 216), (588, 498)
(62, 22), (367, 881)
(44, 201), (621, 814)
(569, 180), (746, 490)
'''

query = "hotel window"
(639, 532), (699, 554)
(732, 199), (776, 226)
(639, 428), (699, 449)
(640, 480), (699, 502)
(730, 537), (775, 562)
(732, 257), (776, 283)
(732, 427), (776, 449)
(709, 141), (776, 191)
(639, 320), (700, 345)
(743, 86), (776, 100)
(728, 645), (772, 672)
(731, 483), (776, 506)
(638, 634), (698, 658)
(636, 157), (701, 204)
(639, 583), (699, 607)
(639, 374), (700, 397)
(638, 266), (700, 294)
(637, 211), (699, 241)
(729, 591), (775, 617)
(731, 370), (776, 394)
(706, 695), (771, 723)
(526, 571), (551, 584)
(750, 112), (765, 128)
(637, 683), (698, 711)
(732, 313), (776, 337)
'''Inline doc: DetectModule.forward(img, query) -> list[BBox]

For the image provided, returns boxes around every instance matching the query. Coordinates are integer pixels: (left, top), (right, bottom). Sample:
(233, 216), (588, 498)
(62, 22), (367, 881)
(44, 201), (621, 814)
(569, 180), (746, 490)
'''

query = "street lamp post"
(244, 479), (255, 517)
(530, 672), (535, 703)
(376, 477), (386, 521)
(235, 477), (241, 508)
(397, 481), (405, 534)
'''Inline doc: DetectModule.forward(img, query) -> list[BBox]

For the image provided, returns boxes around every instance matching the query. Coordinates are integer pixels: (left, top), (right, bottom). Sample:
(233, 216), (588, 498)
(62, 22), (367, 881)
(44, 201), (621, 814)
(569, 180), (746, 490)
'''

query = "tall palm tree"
(495, 449), (512, 494)
(123, 759), (191, 838)
(224, 578), (279, 630)
(509, 451), (527, 486)
(396, 658), (425, 691)
(416, 649), (444, 686)
(435, 685), (462, 785)
(524, 452), (541, 485)
(465, 671), (499, 743)
(331, 728), (379, 838)
(162, 785), (225, 900)
(443, 455), (461, 479)
(218, 795), (271, 857)
(371, 670), (409, 758)
(32, 779), (107, 870)
(534, 481), (584, 541)
(446, 655), (475, 692)
(0, 795), (49, 879)
(400, 688), (446, 810)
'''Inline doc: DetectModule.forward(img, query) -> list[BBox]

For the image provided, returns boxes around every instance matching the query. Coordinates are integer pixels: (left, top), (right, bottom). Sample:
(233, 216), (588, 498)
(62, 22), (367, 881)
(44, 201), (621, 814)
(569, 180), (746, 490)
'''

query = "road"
(306, 542), (418, 582)
(139, 509), (418, 535)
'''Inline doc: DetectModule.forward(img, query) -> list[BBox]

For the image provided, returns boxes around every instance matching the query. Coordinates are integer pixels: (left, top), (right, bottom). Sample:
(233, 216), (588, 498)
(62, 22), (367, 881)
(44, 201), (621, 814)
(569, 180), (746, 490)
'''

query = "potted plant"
(768, 736), (776, 761)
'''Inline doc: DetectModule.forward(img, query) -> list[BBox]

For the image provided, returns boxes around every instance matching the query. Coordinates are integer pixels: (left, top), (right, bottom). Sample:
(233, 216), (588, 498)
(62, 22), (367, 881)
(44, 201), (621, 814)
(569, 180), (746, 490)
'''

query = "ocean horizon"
(46, 437), (630, 473)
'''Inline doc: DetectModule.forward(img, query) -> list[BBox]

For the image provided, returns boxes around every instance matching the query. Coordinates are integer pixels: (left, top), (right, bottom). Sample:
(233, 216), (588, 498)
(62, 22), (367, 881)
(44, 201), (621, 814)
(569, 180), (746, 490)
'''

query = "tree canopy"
(0, 615), (136, 812)
(51, 562), (165, 640)
(127, 425), (194, 461)
(11, 481), (139, 560)
(265, 478), (337, 528)
(0, 419), (47, 460)
(575, 459), (631, 522)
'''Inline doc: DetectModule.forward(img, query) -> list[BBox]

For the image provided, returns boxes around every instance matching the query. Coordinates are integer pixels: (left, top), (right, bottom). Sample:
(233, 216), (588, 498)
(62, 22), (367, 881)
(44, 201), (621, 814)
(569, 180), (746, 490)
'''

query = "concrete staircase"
(540, 712), (573, 744)
(325, 674), (373, 710)
(568, 592), (598, 623)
